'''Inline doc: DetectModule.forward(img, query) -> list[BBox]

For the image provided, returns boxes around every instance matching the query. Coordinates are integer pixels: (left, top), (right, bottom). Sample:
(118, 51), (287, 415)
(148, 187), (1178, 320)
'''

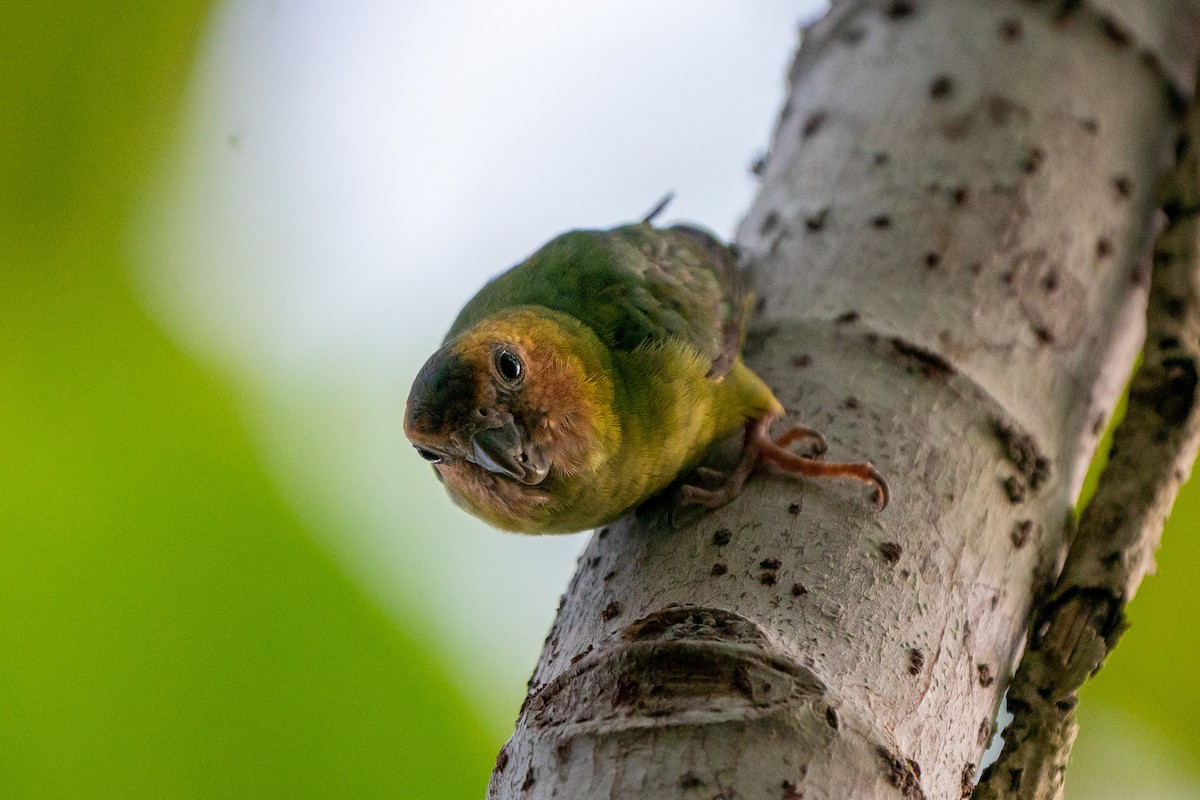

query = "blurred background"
(1, 2), (1195, 798)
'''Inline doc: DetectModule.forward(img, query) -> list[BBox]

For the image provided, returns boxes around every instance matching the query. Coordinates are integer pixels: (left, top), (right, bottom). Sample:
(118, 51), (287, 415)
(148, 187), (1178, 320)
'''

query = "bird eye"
(494, 349), (524, 385)
(415, 446), (443, 464)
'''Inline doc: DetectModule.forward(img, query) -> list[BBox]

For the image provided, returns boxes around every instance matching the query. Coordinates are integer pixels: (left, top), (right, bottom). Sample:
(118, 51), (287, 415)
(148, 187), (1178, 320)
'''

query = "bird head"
(403, 307), (616, 529)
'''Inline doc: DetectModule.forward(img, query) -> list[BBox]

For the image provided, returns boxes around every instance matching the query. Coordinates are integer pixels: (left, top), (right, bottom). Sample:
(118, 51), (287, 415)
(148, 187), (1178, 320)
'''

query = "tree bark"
(489, 2), (1199, 798)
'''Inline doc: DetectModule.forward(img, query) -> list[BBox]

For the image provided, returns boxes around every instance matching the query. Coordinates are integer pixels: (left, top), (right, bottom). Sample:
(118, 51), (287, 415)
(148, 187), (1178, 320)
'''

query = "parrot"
(403, 219), (888, 534)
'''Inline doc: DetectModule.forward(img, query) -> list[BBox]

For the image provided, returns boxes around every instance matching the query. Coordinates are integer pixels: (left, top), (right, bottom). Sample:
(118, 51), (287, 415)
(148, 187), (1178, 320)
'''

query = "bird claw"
(774, 424), (828, 459)
(674, 417), (889, 517)
(678, 480), (738, 510)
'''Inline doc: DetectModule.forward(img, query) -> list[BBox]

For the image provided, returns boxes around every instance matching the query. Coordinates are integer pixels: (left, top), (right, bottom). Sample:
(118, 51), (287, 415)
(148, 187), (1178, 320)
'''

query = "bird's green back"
(447, 224), (746, 376)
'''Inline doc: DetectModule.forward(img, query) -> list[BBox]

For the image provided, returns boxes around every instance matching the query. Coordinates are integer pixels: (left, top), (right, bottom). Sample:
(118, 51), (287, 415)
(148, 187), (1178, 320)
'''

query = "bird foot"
(678, 416), (888, 512)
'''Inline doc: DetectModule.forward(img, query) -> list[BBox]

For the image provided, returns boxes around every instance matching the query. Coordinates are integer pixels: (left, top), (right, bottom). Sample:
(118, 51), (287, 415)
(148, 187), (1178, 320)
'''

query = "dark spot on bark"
(570, 645), (594, 665)
(750, 153), (767, 178)
(986, 95), (1028, 126)
(521, 767), (536, 791)
(679, 771), (704, 789)
(1166, 85), (1188, 118)
(977, 663), (995, 687)
(1057, 696), (1078, 711)
(602, 601), (621, 621)
(1164, 295), (1187, 320)
(877, 746), (928, 800)
(1022, 146), (1045, 174)
(836, 310), (860, 324)
(929, 75), (954, 99)
(1099, 15), (1130, 46)
(555, 738), (573, 763)
(1177, 134), (1191, 160)
(760, 558), (782, 570)
(879, 541), (903, 564)
(824, 706), (840, 729)
(603, 570), (616, 582)
(1113, 175), (1131, 197)
(992, 418), (1051, 490)
(805, 208), (829, 232)
(1097, 237), (1113, 258)
(792, 583), (808, 597)
(802, 110), (828, 137)
(1141, 48), (1163, 74)
(1081, 118), (1099, 134)
(924, 252), (941, 269)
(969, 262), (982, 275)
(1034, 325), (1054, 344)
(788, 503), (801, 515)
(1011, 519), (1033, 548)
(760, 210), (780, 236)
(792, 354), (811, 368)
(1003, 476), (1026, 503)
(1162, 199), (1190, 221)
(890, 337), (955, 379)
(588, 555), (601, 569)
(873, 151), (890, 166)
(760, 572), (778, 586)
(845, 395), (862, 410)
(1161, 336), (1180, 350)
(713, 529), (732, 546)
(885, 0), (915, 19)
(1000, 18), (1022, 40)
(1146, 356), (1199, 425)
(951, 186), (969, 206)
(782, 779), (803, 800)
(841, 26), (867, 45)
(872, 214), (892, 229)
(908, 648), (925, 675)
(711, 562), (728, 576)
(1052, 0), (1081, 23)
(961, 763), (976, 797)
(598, 527), (609, 538)
(1042, 269), (1058, 292)
(494, 746), (510, 773)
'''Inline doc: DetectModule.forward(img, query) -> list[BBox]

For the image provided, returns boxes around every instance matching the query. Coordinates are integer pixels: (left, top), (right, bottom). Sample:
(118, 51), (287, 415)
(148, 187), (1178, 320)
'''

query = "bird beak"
(469, 417), (549, 485)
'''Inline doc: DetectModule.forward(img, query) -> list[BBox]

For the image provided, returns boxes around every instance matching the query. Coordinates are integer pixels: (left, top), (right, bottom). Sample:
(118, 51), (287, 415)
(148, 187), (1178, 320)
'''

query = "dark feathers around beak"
(404, 347), (548, 485)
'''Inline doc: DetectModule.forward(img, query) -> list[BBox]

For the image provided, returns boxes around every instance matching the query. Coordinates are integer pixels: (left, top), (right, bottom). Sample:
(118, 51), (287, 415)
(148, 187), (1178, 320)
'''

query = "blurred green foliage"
(0, 4), (492, 798)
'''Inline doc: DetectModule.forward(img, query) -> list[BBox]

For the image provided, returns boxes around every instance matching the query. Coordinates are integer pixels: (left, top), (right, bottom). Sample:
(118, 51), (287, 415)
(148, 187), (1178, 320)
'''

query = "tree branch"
(489, 2), (1198, 798)
(975, 83), (1200, 800)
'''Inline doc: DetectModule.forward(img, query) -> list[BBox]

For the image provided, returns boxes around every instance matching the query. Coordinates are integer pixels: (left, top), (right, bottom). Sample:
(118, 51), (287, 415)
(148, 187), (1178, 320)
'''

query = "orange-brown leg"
(678, 422), (764, 509)
(679, 416), (888, 511)
(759, 429), (888, 510)
(773, 424), (828, 457)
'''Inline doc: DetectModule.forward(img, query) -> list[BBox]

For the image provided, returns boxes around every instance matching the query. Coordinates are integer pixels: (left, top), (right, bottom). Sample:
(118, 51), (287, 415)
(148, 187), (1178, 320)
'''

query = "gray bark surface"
(489, 2), (1195, 798)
